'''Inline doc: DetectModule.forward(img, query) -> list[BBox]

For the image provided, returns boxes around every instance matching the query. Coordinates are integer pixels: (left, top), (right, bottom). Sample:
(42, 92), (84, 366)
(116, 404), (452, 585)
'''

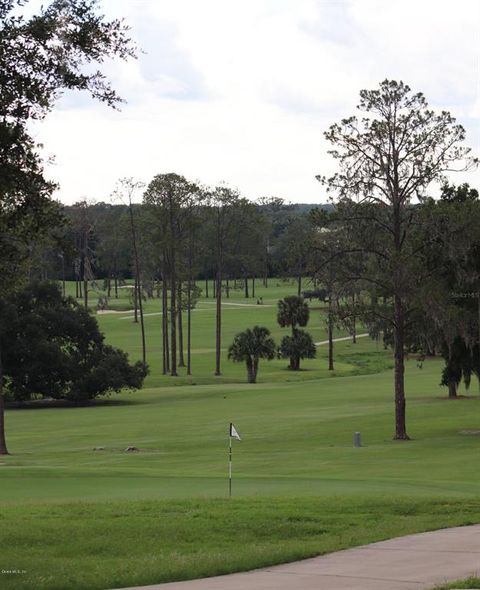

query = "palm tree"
(277, 296), (309, 335)
(279, 329), (316, 371)
(277, 296), (310, 369)
(228, 326), (276, 383)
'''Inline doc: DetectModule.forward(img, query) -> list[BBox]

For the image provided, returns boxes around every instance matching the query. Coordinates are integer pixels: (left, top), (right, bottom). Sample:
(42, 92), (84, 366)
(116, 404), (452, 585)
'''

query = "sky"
(29, 0), (480, 204)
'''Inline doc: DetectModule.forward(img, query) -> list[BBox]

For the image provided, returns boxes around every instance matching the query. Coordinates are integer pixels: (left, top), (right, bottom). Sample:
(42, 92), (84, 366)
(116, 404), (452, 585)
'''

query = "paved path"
(315, 332), (369, 346)
(115, 524), (480, 590)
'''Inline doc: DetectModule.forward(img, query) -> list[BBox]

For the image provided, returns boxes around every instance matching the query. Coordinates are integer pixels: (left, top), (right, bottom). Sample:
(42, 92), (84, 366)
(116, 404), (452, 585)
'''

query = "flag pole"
(228, 428), (233, 498)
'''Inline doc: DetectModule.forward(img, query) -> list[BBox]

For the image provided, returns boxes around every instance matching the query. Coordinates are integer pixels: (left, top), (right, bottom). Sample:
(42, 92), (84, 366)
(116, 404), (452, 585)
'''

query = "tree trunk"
(215, 267), (222, 376)
(178, 307), (184, 367)
(297, 274), (302, 297)
(127, 199), (146, 368)
(82, 236), (89, 311)
(253, 357), (259, 382)
(114, 260), (118, 298)
(290, 356), (300, 371)
(162, 275), (169, 374)
(61, 256), (66, 298)
(107, 277), (112, 298)
(352, 292), (357, 344)
(178, 283), (185, 367)
(393, 295), (409, 439)
(0, 344), (9, 455)
(138, 279), (146, 369)
(246, 358), (256, 383)
(478, 289), (480, 393)
(133, 274), (138, 323)
(215, 215), (223, 376)
(252, 276), (255, 298)
(170, 273), (177, 376)
(448, 379), (458, 398)
(169, 201), (178, 377)
(226, 277), (230, 298)
(187, 276), (192, 375)
(263, 251), (268, 287)
(83, 275), (88, 310)
(328, 295), (334, 371)
(205, 278), (209, 298)
(244, 274), (249, 298)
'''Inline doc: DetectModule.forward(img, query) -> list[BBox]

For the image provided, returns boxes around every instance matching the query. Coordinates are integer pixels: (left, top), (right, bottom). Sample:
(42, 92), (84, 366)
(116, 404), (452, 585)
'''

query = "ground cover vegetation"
(1, 1), (480, 588)
(434, 579), (480, 589)
(2, 359), (480, 589)
(2, 497), (480, 590)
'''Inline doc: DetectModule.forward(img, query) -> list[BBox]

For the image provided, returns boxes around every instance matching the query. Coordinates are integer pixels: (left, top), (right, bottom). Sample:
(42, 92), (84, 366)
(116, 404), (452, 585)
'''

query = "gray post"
(354, 432), (361, 447)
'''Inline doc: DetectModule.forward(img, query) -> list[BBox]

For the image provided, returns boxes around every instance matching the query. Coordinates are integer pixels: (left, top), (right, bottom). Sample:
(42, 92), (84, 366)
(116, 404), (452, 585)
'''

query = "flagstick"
(228, 435), (232, 498)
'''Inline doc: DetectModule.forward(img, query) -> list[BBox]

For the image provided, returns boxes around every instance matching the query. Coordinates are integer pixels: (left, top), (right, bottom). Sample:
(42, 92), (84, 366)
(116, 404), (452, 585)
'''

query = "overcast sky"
(31, 0), (480, 204)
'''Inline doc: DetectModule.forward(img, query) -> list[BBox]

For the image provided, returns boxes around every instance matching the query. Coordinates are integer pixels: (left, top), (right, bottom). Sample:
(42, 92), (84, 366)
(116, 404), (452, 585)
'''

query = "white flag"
(230, 423), (241, 441)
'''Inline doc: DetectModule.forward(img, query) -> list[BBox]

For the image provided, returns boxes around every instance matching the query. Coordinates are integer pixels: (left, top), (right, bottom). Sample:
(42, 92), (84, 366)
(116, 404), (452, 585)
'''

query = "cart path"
(116, 302), (275, 320)
(314, 332), (369, 345)
(114, 524), (480, 590)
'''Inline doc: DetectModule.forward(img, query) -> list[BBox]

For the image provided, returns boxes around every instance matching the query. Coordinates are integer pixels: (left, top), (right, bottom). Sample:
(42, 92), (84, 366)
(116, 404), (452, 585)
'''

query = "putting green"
(2, 355), (479, 504)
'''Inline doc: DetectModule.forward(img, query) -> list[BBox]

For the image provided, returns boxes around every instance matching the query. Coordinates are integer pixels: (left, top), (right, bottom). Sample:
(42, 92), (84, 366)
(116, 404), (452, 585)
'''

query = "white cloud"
(28, 0), (479, 203)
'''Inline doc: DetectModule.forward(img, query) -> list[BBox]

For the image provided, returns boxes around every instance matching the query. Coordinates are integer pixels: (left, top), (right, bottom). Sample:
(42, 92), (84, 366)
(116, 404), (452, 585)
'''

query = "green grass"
(2, 279), (480, 589)
(3, 358), (480, 503)
(434, 579), (480, 589)
(2, 497), (480, 590)
(87, 278), (389, 387)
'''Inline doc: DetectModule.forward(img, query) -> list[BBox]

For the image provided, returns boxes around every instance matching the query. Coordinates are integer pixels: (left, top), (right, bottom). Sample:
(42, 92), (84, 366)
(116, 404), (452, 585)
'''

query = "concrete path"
(116, 524), (480, 590)
(314, 332), (369, 346)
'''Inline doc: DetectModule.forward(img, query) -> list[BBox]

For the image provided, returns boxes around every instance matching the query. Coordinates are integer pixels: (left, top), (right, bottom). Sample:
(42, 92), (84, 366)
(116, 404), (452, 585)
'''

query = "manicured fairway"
(2, 360), (480, 590)
(2, 357), (479, 503)
(74, 279), (368, 386)
(2, 280), (480, 590)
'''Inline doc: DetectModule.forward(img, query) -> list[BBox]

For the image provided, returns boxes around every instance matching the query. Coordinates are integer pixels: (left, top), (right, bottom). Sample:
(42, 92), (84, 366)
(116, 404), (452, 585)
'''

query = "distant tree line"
(31, 198), (331, 290)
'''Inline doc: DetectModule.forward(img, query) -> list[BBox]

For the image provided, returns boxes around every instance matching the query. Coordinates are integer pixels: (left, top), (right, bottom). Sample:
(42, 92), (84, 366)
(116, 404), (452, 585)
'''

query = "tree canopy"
(0, 0), (136, 453)
(228, 326), (276, 383)
(315, 79), (477, 439)
(277, 296), (310, 332)
(0, 282), (146, 403)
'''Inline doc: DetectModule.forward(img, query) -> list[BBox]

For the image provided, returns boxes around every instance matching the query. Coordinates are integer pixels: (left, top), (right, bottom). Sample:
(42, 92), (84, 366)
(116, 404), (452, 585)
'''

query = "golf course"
(1, 281), (480, 590)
